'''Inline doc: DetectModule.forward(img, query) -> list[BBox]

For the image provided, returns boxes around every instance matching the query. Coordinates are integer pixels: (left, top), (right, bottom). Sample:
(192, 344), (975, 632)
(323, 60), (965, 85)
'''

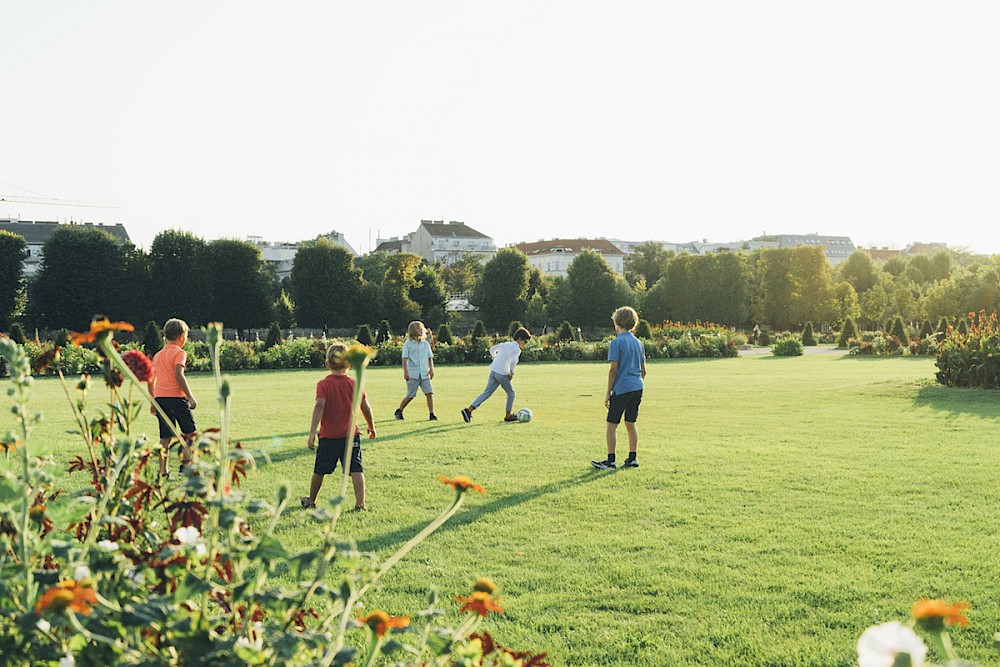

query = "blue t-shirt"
(608, 331), (645, 395)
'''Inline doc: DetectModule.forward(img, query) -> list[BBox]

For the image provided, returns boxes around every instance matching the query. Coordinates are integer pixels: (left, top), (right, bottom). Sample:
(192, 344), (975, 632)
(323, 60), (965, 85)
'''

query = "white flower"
(59, 653), (75, 667)
(36, 618), (51, 633)
(73, 565), (91, 581)
(174, 526), (201, 545)
(97, 540), (119, 552)
(857, 621), (927, 667)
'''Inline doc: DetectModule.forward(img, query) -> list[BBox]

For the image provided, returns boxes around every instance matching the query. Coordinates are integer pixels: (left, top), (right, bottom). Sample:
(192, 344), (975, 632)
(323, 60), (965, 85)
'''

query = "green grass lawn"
(9, 351), (1000, 666)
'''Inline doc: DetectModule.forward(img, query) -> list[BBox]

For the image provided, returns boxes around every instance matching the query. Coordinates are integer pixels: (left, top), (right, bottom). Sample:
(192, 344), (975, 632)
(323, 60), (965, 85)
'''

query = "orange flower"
(35, 580), (98, 616)
(438, 474), (486, 494)
(70, 318), (134, 346)
(357, 610), (410, 637)
(912, 599), (970, 629)
(455, 590), (504, 617)
(0, 437), (20, 453)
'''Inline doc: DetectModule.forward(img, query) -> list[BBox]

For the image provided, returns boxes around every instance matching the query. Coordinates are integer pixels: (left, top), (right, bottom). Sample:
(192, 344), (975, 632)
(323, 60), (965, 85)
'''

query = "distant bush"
(507, 320), (524, 338)
(888, 315), (908, 343)
(264, 321), (282, 350)
(635, 319), (652, 339)
(557, 321), (575, 342)
(757, 331), (771, 346)
(376, 320), (392, 344)
(801, 322), (817, 346)
(837, 318), (857, 348)
(435, 323), (453, 345)
(355, 323), (374, 347)
(471, 320), (488, 338)
(935, 311), (1000, 388)
(142, 320), (163, 356)
(8, 322), (25, 345)
(772, 337), (804, 356)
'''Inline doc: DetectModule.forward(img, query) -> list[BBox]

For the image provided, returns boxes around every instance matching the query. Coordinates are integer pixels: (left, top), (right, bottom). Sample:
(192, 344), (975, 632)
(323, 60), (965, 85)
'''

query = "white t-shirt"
(488, 341), (522, 376)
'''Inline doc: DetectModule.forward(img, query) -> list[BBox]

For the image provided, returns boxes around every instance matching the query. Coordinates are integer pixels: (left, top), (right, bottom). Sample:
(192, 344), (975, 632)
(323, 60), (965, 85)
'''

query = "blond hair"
(326, 342), (348, 369)
(406, 321), (426, 341)
(163, 318), (189, 342)
(612, 306), (638, 331)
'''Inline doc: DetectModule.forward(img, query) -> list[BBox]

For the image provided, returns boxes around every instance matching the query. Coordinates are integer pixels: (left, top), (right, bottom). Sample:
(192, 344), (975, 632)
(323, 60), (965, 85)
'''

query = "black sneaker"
(461, 408), (473, 423)
(591, 459), (616, 470)
(504, 415), (518, 422)
(623, 458), (639, 468)
(394, 409), (404, 420)
(429, 414), (438, 421)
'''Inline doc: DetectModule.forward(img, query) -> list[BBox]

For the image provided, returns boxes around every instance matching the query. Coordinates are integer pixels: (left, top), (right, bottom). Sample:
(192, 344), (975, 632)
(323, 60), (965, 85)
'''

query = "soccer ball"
(515, 408), (532, 423)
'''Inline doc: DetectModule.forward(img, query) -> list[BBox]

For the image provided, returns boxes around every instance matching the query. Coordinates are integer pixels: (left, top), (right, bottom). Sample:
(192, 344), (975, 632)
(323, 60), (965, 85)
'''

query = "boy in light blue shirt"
(395, 321), (437, 421)
(592, 306), (646, 469)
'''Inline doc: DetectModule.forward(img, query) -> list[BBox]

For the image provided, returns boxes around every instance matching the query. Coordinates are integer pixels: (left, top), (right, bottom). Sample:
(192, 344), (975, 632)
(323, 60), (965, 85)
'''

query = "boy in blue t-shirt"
(592, 306), (646, 470)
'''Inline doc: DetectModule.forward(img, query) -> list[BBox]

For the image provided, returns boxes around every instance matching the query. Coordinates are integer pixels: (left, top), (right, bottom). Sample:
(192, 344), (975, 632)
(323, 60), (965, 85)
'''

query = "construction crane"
(0, 193), (119, 209)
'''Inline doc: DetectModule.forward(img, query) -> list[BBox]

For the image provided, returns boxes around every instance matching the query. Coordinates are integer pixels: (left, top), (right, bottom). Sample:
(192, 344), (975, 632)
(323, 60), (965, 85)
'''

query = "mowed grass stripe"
(8, 353), (1000, 665)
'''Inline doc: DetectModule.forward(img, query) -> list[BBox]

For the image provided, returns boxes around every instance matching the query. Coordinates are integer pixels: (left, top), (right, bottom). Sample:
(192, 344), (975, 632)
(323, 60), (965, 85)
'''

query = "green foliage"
(935, 311), (1000, 388)
(557, 321), (575, 342)
(624, 241), (672, 287)
(205, 238), (273, 332)
(506, 320), (524, 338)
(888, 315), (908, 342)
(376, 320), (392, 344)
(757, 330), (771, 346)
(566, 249), (619, 327)
(147, 230), (212, 326)
(273, 289), (297, 329)
(142, 320), (163, 355)
(474, 248), (529, 330)
(919, 319), (934, 340)
(837, 250), (877, 294)
(772, 336), (804, 356)
(435, 323), (454, 345)
(635, 319), (652, 339)
(438, 254), (484, 293)
(0, 230), (28, 329)
(410, 264), (448, 328)
(837, 317), (857, 348)
(801, 322), (817, 346)
(290, 240), (362, 329)
(264, 321), (283, 349)
(355, 323), (375, 347)
(471, 320), (488, 338)
(8, 322), (26, 345)
(381, 253), (423, 331)
(848, 331), (905, 356)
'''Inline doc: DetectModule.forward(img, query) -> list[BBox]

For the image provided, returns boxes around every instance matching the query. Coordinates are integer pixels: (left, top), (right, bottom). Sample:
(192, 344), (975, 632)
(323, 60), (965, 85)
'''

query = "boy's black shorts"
(607, 390), (643, 424)
(314, 434), (364, 475)
(155, 397), (197, 440)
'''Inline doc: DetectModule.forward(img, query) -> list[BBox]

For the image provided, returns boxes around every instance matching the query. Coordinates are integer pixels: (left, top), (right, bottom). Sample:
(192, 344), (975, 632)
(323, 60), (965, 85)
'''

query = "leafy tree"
(142, 320), (164, 356)
(147, 230), (212, 326)
(8, 322), (26, 344)
(882, 254), (908, 277)
(381, 253), (423, 331)
(801, 321), (817, 346)
(758, 248), (796, 330)
(0, 230), (28, 329)
(474, 248), (529, 330)
(434, 323), (452, 345)
(439, 254), (484, 293)
(566, 249), (618, 327)
(543, 276), (572, 325)
(837, 317), (857, 348)
(264, 321), (283, 349)
(786, 246), (836, 327)
(624, 242), (672, 287)
(640, 276), (672, 325)
(889, 281), (917, 322)
(290, 240), (362, 329)
(837, 250), (878, 294)
(273, 289), (297, 329)
(410, 264), (448, 329)
(205, 239), (273, 334)
(355, 251), (392, 286)
(355, 324), (374, 346)
(120, 242), (152, 326)
(31, 226), (130, 329)
(357, 280), (385, 328)
(831, 281), (861, 325)
(524, 292), (546, 330)
(859, 284), (889, 329)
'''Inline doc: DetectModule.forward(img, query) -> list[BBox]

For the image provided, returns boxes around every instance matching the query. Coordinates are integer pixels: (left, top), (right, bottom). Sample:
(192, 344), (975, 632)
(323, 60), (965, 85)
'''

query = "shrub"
(837, 318), (857, 348)
(935, 311), (1000, 388)
(355, 323), (375, 347)
(219, 339), (259, 371)
(274, 289), (296, 329)
(801, 322), (817, 346)
(772, 337), (804, 356)
(557, 321), (575, 342)
(142, 320), (163, 356)
(758, 331), (771, 346)
(264, 321), (283, 350)
(889, 315), (908, 342)
(376, 319), (392, 344)
(957, 318), (968, 334)
(919, 319), (934, 340)
(937, 317), (950, 336)
(8, 322), (25, 345)
(51, 328), (70, 348)
(471, 320), (488, 338)
(634, 319), (652, 339)
(435, 323), (454, 345)
(507, 320), (524, 338)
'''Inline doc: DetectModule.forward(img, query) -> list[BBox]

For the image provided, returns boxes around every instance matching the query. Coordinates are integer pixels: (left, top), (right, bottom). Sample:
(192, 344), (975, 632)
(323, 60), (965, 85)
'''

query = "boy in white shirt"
(461, 327), (531, 423)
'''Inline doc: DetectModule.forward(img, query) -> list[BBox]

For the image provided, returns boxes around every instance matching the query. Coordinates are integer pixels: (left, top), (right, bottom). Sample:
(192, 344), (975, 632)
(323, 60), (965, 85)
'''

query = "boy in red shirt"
(148, 318), (198, 477)
(302, 343), (376, 511)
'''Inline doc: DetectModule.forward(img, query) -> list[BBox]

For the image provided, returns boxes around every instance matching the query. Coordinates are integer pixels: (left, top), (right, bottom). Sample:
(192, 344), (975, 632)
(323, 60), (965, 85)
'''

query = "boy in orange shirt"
(303, 343), (376, 511)
(148, 318), (198, 477)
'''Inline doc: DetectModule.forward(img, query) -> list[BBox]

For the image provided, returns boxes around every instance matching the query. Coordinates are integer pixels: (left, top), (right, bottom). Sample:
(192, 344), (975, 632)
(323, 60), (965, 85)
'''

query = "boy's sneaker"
(429, 414), (438, 421)
(300, 496), (316, 509)
(394, 409), (404, 420)
(591, 459), (616, 470)
(461, 408), (473, 423)
(623, 458), (639, 468)
(504, 415), (518, 422)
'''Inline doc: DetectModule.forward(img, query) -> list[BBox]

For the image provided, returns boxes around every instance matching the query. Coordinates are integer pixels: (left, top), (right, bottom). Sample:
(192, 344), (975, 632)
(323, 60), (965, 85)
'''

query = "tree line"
(1, 225), (997, 336)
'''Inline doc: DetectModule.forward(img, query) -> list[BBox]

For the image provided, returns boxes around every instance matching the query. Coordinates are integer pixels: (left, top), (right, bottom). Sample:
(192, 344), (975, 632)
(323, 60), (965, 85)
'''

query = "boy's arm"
(360, 395), (376, 438)
(427, 352), (435, 379)
(402, 342), (410, 380)
(605, 360), (619, 408)
(174, 364), (197, 410)
(307, 398), (325, 450)
(147, 377), (157, 415)
(641, 361), (647, 379)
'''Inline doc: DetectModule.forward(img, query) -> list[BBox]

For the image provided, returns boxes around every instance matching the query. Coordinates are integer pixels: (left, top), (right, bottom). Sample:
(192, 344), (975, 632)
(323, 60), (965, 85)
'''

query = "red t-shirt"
(316, 373), (364, 439)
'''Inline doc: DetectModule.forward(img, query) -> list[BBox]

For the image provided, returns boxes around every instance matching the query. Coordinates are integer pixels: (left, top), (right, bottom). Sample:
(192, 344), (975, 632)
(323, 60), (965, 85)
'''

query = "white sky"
(3, 2), (999, 256)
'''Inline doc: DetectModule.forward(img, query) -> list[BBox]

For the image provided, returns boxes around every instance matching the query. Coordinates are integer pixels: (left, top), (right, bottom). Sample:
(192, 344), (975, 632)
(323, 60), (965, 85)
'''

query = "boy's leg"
(351, 472), (366, 509)
(398, 396), (413, 410)
(606, 422), (618, 457)
(624, 421), (638, 455)
(308, 473), (325, 504)
(496, 375), (516, 416)
(469, 372), (501, 410)
(158, 438), (171, 475)
(425, 392), (435, 416)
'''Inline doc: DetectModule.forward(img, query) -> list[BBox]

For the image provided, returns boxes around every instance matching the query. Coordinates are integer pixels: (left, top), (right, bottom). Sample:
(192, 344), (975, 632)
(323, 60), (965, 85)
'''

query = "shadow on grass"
(255, 423), (473, 465)
(355, 469), (610, 554)
(913, 384), (1000, 419)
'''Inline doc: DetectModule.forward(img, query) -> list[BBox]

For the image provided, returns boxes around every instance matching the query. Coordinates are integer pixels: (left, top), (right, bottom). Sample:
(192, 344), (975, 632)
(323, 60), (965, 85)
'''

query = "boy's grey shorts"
(406, 377), (434, 398)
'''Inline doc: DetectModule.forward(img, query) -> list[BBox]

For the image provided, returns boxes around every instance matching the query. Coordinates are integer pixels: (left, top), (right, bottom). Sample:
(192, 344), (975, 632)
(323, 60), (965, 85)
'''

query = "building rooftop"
(419, 220), (490, 239)
(514, 238), (625, 256)
(0, 219), (130, 244)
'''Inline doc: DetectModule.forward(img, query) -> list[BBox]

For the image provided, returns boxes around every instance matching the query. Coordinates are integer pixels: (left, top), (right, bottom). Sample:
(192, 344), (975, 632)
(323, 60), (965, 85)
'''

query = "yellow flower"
(473, 577), (497, 594)
(438, 474), (486, 494)
(912, 598), (969, 630)
(344, 343), (376, 369)
(357, 610), (410, 637)
(69, 318), (134, 346)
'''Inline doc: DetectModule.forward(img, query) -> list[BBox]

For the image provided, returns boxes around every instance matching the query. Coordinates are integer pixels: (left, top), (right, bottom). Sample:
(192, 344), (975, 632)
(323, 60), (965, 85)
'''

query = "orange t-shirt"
(316, 373), (364, 439)
(152, 343), (188, 398)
